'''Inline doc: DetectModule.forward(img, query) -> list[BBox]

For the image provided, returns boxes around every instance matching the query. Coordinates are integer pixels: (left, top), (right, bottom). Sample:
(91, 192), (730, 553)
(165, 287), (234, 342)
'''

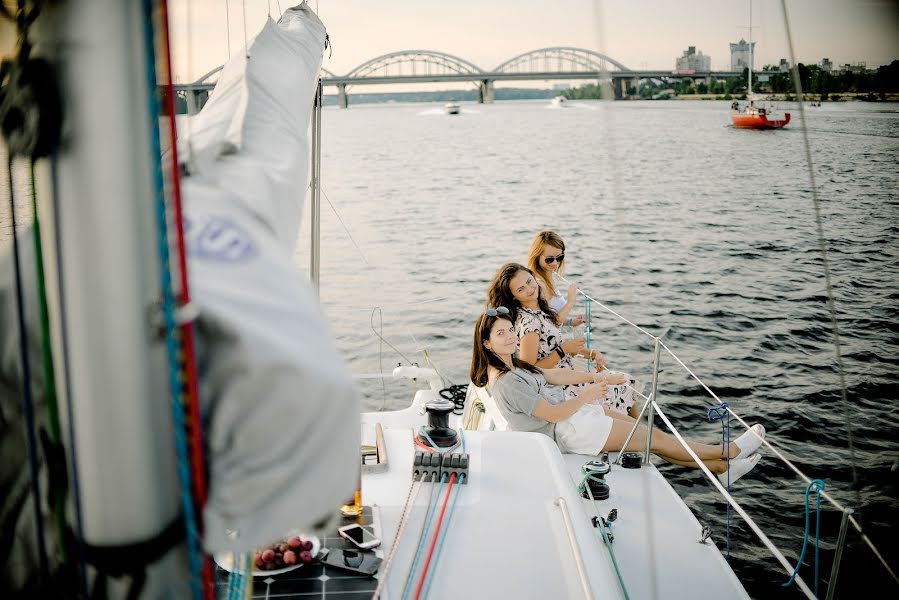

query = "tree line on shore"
(561, 60), (899, 101)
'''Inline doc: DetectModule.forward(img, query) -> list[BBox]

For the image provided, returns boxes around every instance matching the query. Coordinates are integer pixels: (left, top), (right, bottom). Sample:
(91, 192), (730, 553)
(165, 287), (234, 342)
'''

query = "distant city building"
(778, 58), (790, 72)
(729, 39), (755, 71)
(552, 83), (571, 90)
(675, 46), (711, 72)
(841, 62), (867, 74)
(820, 58), (833, 72)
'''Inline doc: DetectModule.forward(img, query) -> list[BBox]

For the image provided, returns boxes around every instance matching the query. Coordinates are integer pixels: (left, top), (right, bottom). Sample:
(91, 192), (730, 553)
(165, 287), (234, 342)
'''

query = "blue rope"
(142, 2), (203, 598)
(584, 296), (592, 371)
(419, 473), (465, 599)
(783, 479), (826, 596)
(707, 402), (731, 560)
(401, 472), (447, 600)
(580, 473), (629, 599)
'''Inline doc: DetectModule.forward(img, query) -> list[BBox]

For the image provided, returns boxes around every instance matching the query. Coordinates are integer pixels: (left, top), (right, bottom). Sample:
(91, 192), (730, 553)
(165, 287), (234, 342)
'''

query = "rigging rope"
(401, 472), (445, 600)
(144, 1), (210, 596)
(779, 0), (860, 516)
(783, 479), (826, 597)
(707, 402), (732, 560)
(580, 471), (630, 599)
(6, 153), (49, 581)
(414, 472), (458, 600)
(371, 474), (425, 600)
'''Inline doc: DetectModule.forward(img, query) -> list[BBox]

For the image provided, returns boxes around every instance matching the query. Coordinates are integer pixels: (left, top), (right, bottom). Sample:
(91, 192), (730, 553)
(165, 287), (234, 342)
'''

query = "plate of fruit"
(215, 531), (321, 576)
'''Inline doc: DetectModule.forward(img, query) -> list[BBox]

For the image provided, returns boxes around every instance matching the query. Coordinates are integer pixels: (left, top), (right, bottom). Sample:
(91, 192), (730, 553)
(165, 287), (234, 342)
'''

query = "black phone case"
(321, 548), (382, 576)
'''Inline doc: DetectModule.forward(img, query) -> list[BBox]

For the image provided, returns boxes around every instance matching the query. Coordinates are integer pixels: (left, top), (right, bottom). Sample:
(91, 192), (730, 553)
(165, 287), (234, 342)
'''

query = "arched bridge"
(176, 47), (740, 109)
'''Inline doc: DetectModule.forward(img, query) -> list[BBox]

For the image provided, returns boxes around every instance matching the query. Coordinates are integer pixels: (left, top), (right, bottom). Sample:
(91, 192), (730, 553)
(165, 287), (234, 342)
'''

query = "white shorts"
(555, 404), (613, 455)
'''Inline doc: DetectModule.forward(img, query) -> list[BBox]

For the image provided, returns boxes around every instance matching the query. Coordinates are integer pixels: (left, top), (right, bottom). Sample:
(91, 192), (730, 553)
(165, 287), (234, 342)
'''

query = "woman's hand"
(561, 337), (586, 355)
(595, 372), (626, 385)
(568, 313), (586, 327)
(584, 348), (607, 370)
(566, 283), (578, 303)
(585, 382), (608, 403)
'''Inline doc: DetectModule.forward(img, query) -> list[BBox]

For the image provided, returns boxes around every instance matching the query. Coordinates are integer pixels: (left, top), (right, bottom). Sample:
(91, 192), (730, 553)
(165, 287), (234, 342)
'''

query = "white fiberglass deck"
(361, 405), (750, 600)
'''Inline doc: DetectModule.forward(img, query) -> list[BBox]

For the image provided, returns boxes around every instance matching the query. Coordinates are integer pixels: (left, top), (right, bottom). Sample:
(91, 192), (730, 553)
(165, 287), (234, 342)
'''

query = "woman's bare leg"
(602, 420), (733, 466)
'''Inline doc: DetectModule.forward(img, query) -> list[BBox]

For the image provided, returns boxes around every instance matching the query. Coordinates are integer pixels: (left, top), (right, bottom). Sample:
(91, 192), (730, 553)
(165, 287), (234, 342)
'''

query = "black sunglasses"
(544, 254), (565, 264)
(485, 306), (510, 317)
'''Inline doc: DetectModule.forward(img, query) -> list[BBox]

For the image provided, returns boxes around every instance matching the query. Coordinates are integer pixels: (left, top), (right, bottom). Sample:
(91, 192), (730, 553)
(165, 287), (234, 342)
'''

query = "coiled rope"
(783, 479), (826, 597)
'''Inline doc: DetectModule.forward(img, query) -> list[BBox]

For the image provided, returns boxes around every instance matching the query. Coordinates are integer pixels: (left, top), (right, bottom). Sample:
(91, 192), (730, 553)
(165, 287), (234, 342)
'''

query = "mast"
(34, 0), (188, 595)
(748, 0), (753, 95)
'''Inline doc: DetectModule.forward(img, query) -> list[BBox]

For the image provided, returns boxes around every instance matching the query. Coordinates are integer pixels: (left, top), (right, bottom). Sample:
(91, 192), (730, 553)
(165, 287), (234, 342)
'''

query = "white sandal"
(733, 424), (765, 458)
(717, 453), (761, 487)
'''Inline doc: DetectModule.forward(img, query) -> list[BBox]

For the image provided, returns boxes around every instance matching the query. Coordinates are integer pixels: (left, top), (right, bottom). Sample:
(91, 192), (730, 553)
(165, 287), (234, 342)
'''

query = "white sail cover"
(179, 4), (361, 553)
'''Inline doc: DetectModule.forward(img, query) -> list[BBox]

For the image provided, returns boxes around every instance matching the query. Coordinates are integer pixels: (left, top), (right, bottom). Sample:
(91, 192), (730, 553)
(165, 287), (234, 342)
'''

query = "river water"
(303, 99), (899, 599)
(2, 98), (896, 598)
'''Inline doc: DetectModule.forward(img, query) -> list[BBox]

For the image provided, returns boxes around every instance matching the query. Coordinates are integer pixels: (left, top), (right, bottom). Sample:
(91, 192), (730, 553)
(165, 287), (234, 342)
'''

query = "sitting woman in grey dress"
(471, 307), (765, 485)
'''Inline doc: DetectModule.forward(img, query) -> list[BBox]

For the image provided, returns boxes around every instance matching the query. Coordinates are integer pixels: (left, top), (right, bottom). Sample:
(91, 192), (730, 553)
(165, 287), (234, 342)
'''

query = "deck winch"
(418, 398), (459, 448)
(580, 458), (611, 500)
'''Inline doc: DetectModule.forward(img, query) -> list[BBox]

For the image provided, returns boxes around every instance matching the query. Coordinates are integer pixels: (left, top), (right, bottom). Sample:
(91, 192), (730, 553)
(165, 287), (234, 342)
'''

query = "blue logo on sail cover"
(184, 216), (258, 262)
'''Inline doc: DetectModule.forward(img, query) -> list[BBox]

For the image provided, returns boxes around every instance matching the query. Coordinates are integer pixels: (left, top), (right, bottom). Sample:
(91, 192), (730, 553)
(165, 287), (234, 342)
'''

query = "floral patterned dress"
(514, 306), (640, 414)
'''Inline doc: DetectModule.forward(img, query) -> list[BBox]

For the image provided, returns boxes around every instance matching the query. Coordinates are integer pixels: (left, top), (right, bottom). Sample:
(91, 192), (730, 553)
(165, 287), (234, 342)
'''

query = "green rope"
(579, 472), (629, 599)
(30, 162), (68, 560)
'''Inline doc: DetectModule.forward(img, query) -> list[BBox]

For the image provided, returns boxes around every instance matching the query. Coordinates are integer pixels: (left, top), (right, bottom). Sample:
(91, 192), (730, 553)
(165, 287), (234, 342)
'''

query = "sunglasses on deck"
(485, 306), (510, 317)
(544, 254), (565, 264)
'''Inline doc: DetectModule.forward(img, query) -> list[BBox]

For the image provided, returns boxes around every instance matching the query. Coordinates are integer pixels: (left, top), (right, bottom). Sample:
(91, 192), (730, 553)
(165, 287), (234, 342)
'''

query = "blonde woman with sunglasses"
(526, 231), (585, 328)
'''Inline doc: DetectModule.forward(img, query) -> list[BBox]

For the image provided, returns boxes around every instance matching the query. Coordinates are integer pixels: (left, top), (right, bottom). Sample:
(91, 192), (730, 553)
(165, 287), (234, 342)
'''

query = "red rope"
(156, 2), (212, 598)
(413, 473), (457, 600)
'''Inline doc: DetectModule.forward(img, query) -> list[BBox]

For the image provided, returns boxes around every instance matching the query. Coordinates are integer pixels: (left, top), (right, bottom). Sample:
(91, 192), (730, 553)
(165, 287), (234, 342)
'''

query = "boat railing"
(556, 273), (897, 598)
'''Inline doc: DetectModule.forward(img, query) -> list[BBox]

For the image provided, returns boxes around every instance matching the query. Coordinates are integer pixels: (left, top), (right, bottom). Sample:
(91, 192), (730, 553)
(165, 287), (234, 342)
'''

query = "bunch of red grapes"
(254, 535), (315, 570)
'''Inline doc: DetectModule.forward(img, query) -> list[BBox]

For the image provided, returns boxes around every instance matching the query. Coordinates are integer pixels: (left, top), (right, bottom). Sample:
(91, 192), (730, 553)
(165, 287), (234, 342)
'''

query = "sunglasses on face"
(485, 306), (510, 317)
(544, 254), (564, 264)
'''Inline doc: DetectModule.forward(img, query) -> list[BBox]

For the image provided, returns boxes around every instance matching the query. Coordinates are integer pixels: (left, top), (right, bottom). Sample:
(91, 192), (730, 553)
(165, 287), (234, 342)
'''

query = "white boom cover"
(178, 3), (360, 553)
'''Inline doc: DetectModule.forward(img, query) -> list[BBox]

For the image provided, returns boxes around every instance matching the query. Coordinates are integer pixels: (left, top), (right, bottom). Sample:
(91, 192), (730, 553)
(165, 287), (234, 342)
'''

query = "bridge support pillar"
(337, 83), (348, 109)
(613, 78), (624, 100)
(478, 79), (494, 104)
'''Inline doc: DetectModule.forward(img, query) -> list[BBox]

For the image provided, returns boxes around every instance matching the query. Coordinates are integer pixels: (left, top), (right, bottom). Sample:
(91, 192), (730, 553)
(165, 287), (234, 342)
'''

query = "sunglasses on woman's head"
(485, 306), (510, 317)
(544, 254), (564, 264)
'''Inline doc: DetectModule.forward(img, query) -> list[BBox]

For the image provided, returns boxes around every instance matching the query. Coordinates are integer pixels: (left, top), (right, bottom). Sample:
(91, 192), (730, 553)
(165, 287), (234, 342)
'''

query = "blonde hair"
(526, 231), (566, 300)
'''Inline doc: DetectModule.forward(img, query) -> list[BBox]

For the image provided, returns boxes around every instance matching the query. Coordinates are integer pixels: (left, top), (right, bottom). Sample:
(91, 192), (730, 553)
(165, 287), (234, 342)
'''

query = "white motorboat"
(551, 95), (570, 107)
(444, 102), (461, 115)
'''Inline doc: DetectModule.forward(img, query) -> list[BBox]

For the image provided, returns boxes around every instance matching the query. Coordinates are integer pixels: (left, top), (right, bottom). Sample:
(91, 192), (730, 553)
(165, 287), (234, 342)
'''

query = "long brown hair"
(470, 312), (540, 387)
(526, 231), (566, 300)
(486, 262), (560, 326)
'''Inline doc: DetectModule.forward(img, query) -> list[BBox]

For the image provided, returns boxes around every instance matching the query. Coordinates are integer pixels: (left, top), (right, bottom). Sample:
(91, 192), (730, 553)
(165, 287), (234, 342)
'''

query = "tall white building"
(675, 46), (711, 71)
(730, 39), (755, 71)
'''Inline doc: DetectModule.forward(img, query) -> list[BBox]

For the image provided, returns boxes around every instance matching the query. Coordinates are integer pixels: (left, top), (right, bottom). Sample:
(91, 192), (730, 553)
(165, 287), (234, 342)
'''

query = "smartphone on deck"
(337, 523), (381, 549)
(320, 548), (382, 576)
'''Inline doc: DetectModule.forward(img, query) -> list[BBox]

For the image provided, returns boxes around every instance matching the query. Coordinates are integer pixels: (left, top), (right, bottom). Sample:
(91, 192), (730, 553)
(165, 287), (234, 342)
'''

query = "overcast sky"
(169, 0), (899, 81)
